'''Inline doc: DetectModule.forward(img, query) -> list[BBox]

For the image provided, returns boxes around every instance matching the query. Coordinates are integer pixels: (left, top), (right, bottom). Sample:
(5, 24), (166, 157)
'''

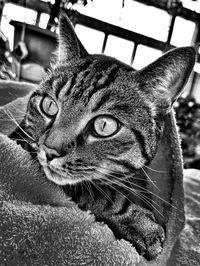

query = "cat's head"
(24, 13), (196, 186)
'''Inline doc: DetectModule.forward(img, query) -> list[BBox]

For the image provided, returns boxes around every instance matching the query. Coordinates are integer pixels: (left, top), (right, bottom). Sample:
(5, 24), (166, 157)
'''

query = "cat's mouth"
(38, 148), (166, 260)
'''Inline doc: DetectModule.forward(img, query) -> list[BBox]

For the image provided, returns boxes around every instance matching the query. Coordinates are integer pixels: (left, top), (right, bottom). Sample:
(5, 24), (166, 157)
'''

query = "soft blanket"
(0, 83), (200, 265)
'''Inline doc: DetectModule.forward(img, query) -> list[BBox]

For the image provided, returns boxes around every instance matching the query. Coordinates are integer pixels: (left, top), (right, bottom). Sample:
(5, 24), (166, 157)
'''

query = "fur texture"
(8, 13), (197, 260)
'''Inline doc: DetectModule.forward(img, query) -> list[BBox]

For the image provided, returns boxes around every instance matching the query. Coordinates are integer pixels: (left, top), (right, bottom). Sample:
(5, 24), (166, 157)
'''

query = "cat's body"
(10, 13), (197, 260)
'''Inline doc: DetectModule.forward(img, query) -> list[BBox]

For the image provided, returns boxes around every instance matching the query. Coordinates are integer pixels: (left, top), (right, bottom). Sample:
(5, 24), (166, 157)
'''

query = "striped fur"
(22, 14), (196, 187)
(12, 13), (196, 260)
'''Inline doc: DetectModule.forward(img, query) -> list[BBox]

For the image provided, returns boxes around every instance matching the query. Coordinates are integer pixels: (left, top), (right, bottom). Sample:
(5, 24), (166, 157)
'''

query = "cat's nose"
(42, 145), (61, 161)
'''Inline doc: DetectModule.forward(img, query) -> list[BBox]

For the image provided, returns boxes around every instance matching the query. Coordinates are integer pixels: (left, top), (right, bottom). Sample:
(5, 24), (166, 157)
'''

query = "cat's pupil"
(41, 96), (58, 117)
(102, 121), (106, 130)
(94, 116), (118, 137)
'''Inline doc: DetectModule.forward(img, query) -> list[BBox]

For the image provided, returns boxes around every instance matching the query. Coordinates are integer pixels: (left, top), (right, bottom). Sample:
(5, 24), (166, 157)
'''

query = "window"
(75, 0), (122, 26)
(75, 24), (105, 54)
(132, 45), (162, 70)
(118, 0), (171, 41)
(171, 17), (196, 46)
(104, 35), (134, 64)
(1, 3), (37, 49)
(39, 13), (50, 29)
(182, 0), (200, 13)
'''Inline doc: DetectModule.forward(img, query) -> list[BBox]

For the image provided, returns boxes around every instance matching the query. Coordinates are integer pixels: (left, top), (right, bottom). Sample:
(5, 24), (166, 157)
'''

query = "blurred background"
(0, 0), (200, 168)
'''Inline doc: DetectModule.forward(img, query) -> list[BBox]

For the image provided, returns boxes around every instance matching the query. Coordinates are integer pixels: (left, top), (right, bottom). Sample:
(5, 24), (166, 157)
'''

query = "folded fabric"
(0, 84), (200, 265)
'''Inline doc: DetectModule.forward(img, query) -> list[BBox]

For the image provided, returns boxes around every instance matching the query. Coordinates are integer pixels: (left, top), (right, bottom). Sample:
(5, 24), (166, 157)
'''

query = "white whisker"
(95, 169), (134, 204)
(4, 109), (35, 141)
(141, 167), (160, 191)
(143, 164), (168, 174)
(100, 173), (163, 217)
(84, 181), (95, 202)
(96, 166), (177, 211)
(91, 180), (114, 204)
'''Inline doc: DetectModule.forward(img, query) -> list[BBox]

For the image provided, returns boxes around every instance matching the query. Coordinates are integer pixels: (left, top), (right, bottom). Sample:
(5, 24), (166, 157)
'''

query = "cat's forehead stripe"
(53, 75), (71, 99)
(51, 60), (95, 99)
(69, 64), (120, 107)
(92, 91), (112, 112)
(51, 60), (121, 106)
(82, 64), (120, 104)
(57, 75), (77, 100)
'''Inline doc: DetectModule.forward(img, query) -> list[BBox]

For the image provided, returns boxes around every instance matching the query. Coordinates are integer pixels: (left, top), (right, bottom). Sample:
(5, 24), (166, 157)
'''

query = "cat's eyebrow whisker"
(4, 109), (35, 142)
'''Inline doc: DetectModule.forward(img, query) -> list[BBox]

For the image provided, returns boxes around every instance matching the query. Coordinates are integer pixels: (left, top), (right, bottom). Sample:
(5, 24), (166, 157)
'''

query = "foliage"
(174, 96), (200, 168)
(61, 0), (92, 8)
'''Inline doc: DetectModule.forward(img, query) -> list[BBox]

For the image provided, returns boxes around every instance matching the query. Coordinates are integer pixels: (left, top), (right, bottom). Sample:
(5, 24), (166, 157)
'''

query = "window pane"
(75, 0), (170, 42)
(75, 0), (122, 26)
(132, 45), (162, 70)
(75, 25), (105, 54)
(194, 63), (200, 74)
(120, 0), (171, 41)
(1, 3), (37, 49)
(3, 3), (37, 24)
(39, 13), (50, 29)
(104, 35), (134, 65)
(182, 0), (200, 13)
(171, 17), (196, 46)
(191, 72), (200, 103)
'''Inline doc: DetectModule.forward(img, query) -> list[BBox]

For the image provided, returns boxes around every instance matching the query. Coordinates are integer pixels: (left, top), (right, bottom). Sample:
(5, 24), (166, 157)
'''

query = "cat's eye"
(40, 95), (58, 117)
(93, 116), (119, 137)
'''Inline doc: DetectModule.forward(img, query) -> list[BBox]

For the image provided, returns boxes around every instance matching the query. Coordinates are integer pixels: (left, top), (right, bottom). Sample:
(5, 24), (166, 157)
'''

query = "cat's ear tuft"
(58, 12), (88, 62)
(136, 46), (197, 114)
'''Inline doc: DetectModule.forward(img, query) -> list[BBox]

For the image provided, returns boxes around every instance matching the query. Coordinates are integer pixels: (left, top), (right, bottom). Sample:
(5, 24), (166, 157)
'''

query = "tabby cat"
(12, 13), (196, 260)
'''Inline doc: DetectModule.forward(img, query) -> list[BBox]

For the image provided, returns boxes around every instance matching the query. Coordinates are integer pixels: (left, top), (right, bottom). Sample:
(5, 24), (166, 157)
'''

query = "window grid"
(1, 1), (200, 98)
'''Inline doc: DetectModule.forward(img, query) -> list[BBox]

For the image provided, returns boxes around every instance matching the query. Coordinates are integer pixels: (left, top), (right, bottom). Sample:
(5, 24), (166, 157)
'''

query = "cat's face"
(24, 14), (196, 186)
(25, 57), (161, 185)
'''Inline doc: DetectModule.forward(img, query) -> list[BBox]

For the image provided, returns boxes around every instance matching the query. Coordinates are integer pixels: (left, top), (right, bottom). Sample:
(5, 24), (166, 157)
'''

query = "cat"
(10, 13), (196, 260)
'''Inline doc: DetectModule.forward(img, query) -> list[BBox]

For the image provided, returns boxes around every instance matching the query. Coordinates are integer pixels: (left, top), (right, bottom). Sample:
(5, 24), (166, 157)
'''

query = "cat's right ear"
(135, 45), (197, 114)
(58, 13), (88, 62)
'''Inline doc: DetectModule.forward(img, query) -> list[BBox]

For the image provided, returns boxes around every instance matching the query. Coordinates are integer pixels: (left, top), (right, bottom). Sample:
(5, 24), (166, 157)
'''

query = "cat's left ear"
(58, 12), (88, 62)
(136, 45), (198, 114)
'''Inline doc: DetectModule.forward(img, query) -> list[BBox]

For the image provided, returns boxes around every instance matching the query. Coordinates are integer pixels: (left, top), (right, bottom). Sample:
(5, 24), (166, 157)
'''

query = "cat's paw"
(103, 204), (165, 260)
